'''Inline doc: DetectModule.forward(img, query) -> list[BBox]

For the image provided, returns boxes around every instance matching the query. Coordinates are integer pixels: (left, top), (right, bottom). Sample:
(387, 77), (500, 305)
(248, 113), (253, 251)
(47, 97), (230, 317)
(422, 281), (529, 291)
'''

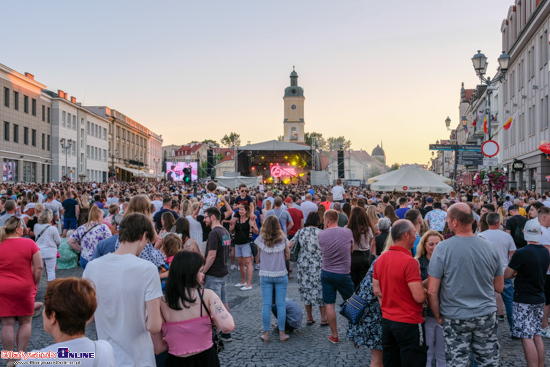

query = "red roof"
(464, 89), (475, 102)
(219, 151), (235, 163)
(176, 143), (203, 156)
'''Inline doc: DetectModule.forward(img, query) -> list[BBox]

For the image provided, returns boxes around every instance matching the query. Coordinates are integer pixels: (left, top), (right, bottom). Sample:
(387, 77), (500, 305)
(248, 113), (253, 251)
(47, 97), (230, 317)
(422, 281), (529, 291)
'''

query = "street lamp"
(471, 50), (510, 199)
(445, 117), (468, 191)
(60, 138), (73, 181)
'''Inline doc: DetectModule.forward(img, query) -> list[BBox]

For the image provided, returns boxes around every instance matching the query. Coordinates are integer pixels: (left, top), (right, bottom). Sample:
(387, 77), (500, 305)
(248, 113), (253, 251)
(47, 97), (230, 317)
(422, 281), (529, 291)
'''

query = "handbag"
(340, 292), (368, 325)
(289, 231), (301, 262)
(197, 288), (225, 353)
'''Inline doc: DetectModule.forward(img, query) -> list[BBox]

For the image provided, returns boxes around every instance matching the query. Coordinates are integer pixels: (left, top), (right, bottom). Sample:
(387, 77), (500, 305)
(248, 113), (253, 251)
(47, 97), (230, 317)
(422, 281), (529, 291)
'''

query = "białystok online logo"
(2, 347), (95, 362)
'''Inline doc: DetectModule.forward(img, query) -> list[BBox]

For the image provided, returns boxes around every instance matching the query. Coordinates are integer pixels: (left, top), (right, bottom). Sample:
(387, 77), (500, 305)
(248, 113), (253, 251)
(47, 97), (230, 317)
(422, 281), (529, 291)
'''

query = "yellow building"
(282, 67), (305, 144)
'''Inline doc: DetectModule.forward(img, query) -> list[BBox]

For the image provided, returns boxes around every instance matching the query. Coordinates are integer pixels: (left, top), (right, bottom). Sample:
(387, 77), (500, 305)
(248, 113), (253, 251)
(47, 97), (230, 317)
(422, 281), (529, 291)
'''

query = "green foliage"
(221, 133), (241, 148)
(305, 132), (328, 150)
(369, 166), (381, 177)
(327, 136), (351, 150)
(390, 163), (400, 171)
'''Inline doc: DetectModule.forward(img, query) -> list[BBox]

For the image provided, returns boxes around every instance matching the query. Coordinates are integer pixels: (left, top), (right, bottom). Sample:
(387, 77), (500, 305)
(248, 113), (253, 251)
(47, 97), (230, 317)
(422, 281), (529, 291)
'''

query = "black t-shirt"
(234, 195), (253, 206)
(219, 205), (231, 231)
(153, 208), (179, 230)
(27, 217), (38, 240)
(62, 198), (78, 218)
(505, 215), (528, 249)
(205, 226), (231, 277)
(508, 244), (550, 304)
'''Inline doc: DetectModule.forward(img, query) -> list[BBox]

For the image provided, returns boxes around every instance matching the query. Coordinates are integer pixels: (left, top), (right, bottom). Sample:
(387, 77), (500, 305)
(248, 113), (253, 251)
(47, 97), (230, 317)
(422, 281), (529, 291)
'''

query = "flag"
(504, 111), (519, 131)
(464, 124), (468, 133)
(483, 115), (488, 134)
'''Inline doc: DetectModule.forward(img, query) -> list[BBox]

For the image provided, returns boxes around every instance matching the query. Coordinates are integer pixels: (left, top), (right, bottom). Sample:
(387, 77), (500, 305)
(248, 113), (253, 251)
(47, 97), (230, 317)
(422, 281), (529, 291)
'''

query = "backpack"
(513, 219), (528, 249)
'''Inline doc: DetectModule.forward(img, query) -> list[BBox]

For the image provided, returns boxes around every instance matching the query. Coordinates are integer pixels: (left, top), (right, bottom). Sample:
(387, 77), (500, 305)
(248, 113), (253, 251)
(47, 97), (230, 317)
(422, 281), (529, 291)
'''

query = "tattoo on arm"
(214, 305), (224, 314)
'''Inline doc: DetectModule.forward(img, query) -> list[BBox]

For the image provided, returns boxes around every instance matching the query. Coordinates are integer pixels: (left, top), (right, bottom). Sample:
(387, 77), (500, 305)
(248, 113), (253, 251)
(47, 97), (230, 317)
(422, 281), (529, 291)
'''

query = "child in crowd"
(159, 234), (183, 293)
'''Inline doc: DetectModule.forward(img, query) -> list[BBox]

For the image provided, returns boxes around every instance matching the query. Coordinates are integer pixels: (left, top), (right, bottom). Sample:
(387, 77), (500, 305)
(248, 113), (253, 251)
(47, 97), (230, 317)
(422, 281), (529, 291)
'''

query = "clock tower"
(282, 67), (305, 143)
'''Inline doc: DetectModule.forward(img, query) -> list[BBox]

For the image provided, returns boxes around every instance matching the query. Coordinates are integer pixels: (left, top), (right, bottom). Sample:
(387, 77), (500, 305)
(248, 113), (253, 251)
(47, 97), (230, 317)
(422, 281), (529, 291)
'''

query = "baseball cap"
(284, 197), (293, 203)
(426, 197), (434, 203)
(24, 203), (35, 212)
(524, 219), (542, 242)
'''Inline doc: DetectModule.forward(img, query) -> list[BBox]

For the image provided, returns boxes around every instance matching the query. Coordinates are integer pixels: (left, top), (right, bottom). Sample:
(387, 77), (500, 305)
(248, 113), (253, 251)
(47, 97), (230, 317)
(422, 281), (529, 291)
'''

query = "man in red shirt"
(373, 219), (427, 366)
(285, 197), (304, 240)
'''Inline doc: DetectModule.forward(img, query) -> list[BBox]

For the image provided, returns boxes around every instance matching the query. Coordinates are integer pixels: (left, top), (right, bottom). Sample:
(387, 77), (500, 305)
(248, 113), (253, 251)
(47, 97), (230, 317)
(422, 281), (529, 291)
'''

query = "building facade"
(149, 132), (163, 181)
(500, 0), (550, 192)
(0, 63), (52, 183)
(282, 68), (306, 144)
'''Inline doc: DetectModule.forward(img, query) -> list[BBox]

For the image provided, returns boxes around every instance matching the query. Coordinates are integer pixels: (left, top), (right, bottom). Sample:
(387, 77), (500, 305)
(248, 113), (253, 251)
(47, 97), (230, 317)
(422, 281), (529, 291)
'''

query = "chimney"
(57, 90), (64, 98)
(24, 72), (34, 80)
(64, 92), (68, 100)
(70, 96), (76, 104)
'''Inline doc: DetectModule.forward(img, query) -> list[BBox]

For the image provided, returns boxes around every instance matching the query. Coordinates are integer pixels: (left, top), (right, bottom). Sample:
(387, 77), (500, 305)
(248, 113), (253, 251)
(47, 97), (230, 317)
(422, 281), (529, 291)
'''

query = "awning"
(116, 165), (150, 177)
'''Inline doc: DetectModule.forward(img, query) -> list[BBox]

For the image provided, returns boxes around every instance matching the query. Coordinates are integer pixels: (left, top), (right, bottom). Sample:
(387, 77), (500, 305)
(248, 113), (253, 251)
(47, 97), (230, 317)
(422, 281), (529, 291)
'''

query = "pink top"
(162, 315), (213, 355)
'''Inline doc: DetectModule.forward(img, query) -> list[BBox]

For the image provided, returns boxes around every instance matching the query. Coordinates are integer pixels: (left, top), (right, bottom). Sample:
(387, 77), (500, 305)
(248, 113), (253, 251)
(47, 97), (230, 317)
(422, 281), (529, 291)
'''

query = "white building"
(500, 0), (550, 192)
(44, 90), (110, 182)
(149, 132), (163, 180)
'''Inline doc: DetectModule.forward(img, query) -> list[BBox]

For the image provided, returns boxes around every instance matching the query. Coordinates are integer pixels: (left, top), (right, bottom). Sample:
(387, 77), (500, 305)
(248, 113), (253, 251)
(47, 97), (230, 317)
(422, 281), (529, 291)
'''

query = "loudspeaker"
(207, 149), (214, 178)
(338, 150), (345, 179)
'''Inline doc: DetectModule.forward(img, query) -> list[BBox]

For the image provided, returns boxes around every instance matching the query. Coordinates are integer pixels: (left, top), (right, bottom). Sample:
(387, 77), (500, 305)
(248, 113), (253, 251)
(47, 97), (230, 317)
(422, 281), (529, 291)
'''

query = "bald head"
(448, 202), (474, 226)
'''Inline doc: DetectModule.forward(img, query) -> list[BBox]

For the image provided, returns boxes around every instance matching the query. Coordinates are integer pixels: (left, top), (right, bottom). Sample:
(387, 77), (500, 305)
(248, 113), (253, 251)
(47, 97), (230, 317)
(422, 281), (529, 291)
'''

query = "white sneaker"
(541, 327), (550, 338)
(235, 282), (246, 287)
(240, 286), (253, 291)
(230, 265), (237, 270)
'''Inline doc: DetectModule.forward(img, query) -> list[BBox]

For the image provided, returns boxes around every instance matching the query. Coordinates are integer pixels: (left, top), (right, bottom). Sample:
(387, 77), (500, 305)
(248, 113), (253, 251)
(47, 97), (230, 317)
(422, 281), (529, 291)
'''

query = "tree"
(327, 136), (352, 151)
(202, 139), (218, 146)
(198, 153), (224, 178)
(369, 166), (381, 178)
(390, 163), (400, 171)
(221, 132), (241, 147)
(277, 135), (284, 141)
(305, 132), (328, 150)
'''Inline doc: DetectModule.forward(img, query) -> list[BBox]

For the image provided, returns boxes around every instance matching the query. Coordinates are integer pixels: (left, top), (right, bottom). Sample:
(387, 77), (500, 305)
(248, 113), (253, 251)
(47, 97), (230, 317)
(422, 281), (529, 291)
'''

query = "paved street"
(1, 264), (550, 366)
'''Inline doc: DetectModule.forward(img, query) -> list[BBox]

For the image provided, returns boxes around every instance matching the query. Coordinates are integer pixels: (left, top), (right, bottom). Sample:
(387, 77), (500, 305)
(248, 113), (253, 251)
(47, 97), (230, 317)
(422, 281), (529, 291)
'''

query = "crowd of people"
(0, 178), (549, 366)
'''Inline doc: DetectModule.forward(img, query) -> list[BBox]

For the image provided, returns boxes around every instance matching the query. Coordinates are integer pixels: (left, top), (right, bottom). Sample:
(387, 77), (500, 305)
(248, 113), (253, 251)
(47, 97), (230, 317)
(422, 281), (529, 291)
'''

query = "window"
(3, 88), (9, 107)
(87, 121), (90, 134)
(4, 122), (9, 141)
(72, 144), (75, 155)
(529, 107), (534, 135)
(87, 145), (90, 158)
(31, 99), (36, 116)
(73, 115), (76, 130)
(544, 96), (549, 129)
(47, 107), (50, 123)
(23, 95), (28, 113)
(13, 91), (18, 110)
(62, 111), (66, 127)
(67, 113), (71, 128)
(24, 127), (28, 145)
(31, 129), (36, 146)
(103, 128), (107, 140)
(518, 113), (524, 140)
(104, 149), (107, 162)
(13, 124), (19, 143)
(47, 135), (50, 151)
(42, 133), (45, 149)
(3, 159), (18, 181)
(42, 105), (45, 121)
(81, 129), (84, 148)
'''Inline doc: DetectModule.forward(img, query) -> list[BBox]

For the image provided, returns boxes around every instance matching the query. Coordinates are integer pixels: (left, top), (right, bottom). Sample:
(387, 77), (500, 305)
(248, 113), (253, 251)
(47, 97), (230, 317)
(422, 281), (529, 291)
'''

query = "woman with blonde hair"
(255, 215), (290, 342)
(0, 216), (43, 367)
(414, 230), (445, 367)
(124, 194), (152, 218)
(497, 206), (507, 227)
(68, 205), (111, 270)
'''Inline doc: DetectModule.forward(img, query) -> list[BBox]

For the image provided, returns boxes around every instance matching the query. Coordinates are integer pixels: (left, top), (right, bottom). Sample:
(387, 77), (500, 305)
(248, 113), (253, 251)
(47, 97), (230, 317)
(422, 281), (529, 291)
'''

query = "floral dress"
(346, 259), (382, 350)
(292, 227), (325, 306)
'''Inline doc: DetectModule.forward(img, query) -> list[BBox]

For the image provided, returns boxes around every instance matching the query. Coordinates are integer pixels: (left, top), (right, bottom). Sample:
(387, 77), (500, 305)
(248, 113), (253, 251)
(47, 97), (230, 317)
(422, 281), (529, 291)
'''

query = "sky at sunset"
(2, 0), (508, 165)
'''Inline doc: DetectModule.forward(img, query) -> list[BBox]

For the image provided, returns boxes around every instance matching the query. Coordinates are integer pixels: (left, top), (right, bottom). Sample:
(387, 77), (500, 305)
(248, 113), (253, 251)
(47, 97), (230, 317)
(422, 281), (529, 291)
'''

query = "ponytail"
(0, 227), (6, 243)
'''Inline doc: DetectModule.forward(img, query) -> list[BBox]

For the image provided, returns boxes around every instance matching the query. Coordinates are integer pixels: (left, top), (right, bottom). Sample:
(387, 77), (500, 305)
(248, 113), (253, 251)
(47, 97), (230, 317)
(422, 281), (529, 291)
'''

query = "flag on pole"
(464, 124), (468, 133)
(504, 111), (519, 131)
(483, 115), (488, 134)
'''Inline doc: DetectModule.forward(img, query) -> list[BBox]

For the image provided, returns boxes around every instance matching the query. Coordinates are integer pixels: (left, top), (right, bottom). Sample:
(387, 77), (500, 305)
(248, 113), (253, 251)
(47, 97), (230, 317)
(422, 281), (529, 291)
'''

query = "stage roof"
(238, 140), (311, 151)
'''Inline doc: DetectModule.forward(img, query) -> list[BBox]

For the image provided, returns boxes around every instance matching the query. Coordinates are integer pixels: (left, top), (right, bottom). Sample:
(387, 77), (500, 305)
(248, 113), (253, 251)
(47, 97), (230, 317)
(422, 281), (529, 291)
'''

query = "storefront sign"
(512, 160), (525, 172)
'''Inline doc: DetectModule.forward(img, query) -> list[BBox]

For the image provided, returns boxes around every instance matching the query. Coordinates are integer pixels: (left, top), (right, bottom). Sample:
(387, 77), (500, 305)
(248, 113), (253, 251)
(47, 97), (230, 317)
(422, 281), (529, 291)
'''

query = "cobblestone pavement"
(1, 264), (550, 366)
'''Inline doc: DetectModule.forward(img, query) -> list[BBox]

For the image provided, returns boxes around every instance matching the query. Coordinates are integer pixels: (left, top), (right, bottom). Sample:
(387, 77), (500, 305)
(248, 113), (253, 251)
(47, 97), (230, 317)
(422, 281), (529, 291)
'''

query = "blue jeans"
(260, 275), (288, 332)
(80, 255), (89, 270)
(502, 279), (514, 331)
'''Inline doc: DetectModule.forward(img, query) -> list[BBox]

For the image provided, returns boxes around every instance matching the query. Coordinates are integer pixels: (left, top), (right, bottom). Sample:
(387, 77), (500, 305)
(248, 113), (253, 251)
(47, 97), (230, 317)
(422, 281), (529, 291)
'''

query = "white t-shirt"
(300, 201), (318, 222)
(478, 229), (516, 271)
(83, 253), (163, 367)
(19, 338), (115, 366)
(186, 215), (203, 245)
(539, 225), (550, 274)
(37, 193), (44, 203)
(332, 185), (345, 201)
(151, 200), (163, 215)
(34, 223), (61, 259)
(106, 197), (119, 205)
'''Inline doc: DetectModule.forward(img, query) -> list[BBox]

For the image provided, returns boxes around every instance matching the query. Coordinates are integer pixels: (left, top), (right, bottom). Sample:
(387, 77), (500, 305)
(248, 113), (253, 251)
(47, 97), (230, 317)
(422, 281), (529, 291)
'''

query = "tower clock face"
(291, 88), (297, 95)
(291, 104), (297, 110)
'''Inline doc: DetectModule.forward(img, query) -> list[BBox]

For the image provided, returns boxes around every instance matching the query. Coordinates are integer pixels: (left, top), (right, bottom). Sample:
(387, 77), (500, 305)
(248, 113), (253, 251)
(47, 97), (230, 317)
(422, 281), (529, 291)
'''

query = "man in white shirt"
(478, 212), (516, 332)
(151, 193), (163, 215)
(106, 190), (119, 205)
(83, 213), (162, 367)
(331, 179), (346, 204)
(300, 193), (318, 221)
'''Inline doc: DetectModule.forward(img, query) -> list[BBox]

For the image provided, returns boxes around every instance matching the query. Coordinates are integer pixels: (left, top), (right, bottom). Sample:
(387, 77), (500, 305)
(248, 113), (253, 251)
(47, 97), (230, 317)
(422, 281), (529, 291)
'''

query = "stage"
(236, 140), (318, 184)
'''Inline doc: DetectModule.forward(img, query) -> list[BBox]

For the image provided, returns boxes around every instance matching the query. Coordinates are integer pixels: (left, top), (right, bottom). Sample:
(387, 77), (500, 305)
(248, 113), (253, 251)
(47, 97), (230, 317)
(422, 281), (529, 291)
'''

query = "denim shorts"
(235, 243), (252, 258)
(320, 269), (354, 304)
(204, 274), (228, 304)
(63, 217), (77, 230)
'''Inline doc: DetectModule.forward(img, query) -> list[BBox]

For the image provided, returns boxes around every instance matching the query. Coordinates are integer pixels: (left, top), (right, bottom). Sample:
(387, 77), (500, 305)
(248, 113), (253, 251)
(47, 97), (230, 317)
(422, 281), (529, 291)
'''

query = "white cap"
(24, 203), (35, 212)
(524, 219), (542, 242)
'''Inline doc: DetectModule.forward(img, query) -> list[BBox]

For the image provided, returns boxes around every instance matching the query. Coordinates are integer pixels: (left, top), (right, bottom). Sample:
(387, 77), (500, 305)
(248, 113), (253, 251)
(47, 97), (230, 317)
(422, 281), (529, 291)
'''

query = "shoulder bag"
(289, 230), (301, 262)
(339, 285), (368, 325)
(197, 288), (225, 353)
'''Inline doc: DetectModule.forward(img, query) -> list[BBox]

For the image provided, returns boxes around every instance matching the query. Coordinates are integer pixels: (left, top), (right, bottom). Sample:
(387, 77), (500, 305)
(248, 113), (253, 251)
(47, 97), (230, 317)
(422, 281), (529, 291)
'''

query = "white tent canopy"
(368, 167), (452, 185)
(370, 167), (453, 193)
